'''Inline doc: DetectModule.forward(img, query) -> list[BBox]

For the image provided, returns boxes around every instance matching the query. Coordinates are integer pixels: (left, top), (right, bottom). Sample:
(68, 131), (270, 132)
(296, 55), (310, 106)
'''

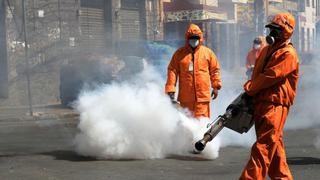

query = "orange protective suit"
(246, 36), (265, 69)
(165, 24), (221, 118)
(240, 13), (298, 180)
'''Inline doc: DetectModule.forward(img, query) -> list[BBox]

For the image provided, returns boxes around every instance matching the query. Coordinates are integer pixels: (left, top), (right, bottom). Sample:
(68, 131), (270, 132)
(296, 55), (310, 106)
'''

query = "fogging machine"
(194, 93), (254, 152)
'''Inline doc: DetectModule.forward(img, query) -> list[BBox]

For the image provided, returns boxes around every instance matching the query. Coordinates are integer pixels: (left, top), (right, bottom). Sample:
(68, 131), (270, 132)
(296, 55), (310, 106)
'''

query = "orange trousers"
(180, 101), (210, 118)
(240, 102), (293, 180)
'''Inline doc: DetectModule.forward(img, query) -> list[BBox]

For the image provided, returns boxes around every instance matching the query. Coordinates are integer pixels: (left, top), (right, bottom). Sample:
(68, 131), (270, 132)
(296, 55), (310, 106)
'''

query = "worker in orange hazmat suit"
(165, 24), (221, 118)
(246, 36), (265, 80)
(240, 13), (299, 180)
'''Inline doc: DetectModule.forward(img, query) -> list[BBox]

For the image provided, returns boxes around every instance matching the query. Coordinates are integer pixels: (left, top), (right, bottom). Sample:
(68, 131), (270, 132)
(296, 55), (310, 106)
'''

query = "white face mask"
(189, 39), (200, 48)
(254, 44), (261, 50)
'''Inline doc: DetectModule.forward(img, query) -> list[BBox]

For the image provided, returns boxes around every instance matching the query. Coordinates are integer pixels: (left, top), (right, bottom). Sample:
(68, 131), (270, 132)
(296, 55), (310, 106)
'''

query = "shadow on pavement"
(39, 150), (97, 162)
(0, 151), (95, 162)
(167, 154), (213, 161)
(39, 150), (144, 162)
(40, 151), (213, 162)
(0, 154), (24, 158)
(287, 157), (320, 165)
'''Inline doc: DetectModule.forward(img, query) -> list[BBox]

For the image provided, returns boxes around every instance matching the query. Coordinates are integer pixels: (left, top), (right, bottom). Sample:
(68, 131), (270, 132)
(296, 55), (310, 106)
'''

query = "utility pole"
(254, 0), (265, 35)
(264, 0), (269, 36)
(58, 0), (62, 41)
(265, 0), (269, 21)
(22, 0), (33, 116)
(152, 0), (158, 41)
(57, 0), (64, 61)
(0, 0), (8, 98)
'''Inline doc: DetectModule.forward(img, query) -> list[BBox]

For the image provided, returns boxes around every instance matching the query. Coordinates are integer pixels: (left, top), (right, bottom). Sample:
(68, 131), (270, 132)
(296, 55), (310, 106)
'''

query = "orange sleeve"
(209, 51), (222, 90)
(244, 51), (298, 96)
(165, 51), (180, 93)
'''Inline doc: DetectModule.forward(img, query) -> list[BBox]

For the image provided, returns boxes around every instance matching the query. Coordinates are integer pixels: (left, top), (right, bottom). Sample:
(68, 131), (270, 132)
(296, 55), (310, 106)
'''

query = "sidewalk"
(0, 104), (79, 122)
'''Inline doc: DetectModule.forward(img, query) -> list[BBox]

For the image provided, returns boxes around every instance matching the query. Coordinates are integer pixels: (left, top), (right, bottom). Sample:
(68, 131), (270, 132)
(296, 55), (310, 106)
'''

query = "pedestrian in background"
(165, 24), (221, 118)
(246, 36), (265, 80)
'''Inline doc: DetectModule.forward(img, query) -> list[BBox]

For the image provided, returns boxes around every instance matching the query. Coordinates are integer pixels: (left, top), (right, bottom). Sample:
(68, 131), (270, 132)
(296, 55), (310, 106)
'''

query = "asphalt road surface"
(0, 117), (319, 180)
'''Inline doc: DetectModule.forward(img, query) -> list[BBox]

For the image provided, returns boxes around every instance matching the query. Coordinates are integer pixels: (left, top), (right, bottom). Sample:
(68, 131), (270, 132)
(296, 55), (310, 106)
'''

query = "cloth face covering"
(189, 39), (200, 48)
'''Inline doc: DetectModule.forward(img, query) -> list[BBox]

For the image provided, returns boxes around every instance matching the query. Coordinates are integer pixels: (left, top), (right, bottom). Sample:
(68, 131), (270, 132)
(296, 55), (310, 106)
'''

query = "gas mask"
(266, 28), (283, 45)
(254, 44), (261, 50)
(253, 37), (262, 49)
(188, 35), (200, 48)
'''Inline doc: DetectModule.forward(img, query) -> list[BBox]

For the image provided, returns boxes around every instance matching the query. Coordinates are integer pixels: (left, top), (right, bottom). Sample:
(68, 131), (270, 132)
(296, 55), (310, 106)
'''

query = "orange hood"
(184, 24), (204, 48)
(266, 13), (295, 39)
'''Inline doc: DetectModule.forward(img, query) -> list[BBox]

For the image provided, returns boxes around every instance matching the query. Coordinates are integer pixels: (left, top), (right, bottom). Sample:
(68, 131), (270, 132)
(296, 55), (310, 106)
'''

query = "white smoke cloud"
(73, 52), (260, 160)
(74, 65), (221, 159)
(279, 51), (320, 149)
(286, 59), (320, 130)
(74, 44), (320, 160)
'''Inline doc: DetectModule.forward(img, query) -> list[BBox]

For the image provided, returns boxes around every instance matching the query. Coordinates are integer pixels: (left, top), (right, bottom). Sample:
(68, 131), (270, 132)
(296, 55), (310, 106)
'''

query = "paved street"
(0, 111), (319, 180)
(1, 0), (319, 179)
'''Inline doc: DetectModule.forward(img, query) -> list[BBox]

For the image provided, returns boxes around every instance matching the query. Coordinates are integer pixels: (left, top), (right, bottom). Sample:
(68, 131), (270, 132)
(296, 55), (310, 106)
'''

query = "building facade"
(297, 0), (317, 53)
(78, 0), (164, 56)
(250, 0), (317, 56)
(162, 0), (245, 69)
(1, 0), (319, 106)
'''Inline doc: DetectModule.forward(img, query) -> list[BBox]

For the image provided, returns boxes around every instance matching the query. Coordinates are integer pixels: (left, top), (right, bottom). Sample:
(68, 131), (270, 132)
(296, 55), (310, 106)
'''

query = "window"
(313, 28), (316, 49)
(316, 0), (320, 16)
(307, 28), (310, 51)
(148, 0), (152, 12)
(301, 28), (305, 52)
(307, 0), (310, 7)
(312, 0), (315, 8)
(121, 0), (140, 10)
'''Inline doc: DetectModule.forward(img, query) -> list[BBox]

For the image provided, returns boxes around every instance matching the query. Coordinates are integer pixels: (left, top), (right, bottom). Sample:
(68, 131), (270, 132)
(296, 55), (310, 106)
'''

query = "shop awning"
(164, 1), (228, 22)
(268, 1), (298, 14)
(165, 9), (227, 22)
